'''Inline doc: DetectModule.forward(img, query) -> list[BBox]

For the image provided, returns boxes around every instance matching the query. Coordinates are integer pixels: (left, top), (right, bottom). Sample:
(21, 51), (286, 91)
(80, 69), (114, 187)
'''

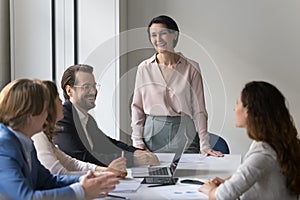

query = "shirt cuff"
(70, 182), (85, 200)
(90, 164), (98, 172)
(131, 135), (144, 147)
(200, 148), (212, 155)
(132, 139), (145, 147)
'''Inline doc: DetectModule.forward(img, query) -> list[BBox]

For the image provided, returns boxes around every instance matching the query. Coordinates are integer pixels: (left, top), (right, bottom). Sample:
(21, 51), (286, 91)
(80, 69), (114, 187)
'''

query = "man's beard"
(79, 95), (96, 111)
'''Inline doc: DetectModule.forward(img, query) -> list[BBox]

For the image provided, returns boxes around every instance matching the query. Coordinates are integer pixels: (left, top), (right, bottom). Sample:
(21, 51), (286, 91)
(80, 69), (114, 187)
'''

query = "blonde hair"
(0, 79), (49, 130)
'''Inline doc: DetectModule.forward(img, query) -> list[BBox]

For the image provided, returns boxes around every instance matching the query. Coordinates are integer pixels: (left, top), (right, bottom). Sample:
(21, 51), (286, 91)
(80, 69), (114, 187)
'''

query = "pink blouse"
(131, 53), (210, 152)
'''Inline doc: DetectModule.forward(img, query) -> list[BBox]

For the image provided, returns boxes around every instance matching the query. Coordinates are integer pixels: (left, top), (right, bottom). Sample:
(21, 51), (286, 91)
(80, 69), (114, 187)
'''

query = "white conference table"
(104, 154), (241, 200)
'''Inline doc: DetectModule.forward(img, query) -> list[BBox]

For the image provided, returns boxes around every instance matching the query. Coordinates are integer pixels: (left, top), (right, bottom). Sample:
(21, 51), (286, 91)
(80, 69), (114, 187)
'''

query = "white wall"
(8, 0), (119, 139)
(77, 0), (119, 139)
(125, 0), (300, 156)
(54, 0), (76, 85)
(10, 0), (53, 80)
(9, 0), (76, 86)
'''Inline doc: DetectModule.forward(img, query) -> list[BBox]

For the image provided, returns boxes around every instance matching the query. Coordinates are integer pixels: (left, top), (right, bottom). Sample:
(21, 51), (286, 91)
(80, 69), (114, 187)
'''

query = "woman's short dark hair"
(147, 15), (179, 47)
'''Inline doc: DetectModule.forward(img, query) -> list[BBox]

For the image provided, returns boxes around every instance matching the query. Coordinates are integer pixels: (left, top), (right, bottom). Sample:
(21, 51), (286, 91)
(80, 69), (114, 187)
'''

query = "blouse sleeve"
(215, 147), (276, 200)
(32, 132), (97, 176)
(190, 63), (210, 152)
(131, 65), (147, 146)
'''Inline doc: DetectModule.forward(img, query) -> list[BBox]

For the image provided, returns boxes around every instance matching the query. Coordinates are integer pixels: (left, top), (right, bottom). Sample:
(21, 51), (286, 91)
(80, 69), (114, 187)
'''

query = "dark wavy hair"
(42, 80), (59, 142)
(241, 81), (300, 195)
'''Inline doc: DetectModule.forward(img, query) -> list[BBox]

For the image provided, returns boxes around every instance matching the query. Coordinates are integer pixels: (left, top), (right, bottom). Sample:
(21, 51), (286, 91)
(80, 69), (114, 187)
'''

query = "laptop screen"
(168, 139), (188, 175)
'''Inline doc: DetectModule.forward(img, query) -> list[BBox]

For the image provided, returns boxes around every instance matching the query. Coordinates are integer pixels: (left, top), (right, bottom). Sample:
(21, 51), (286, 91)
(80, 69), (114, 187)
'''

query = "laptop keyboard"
(149, 167), (169, 175)
(143, 177), (178, 184)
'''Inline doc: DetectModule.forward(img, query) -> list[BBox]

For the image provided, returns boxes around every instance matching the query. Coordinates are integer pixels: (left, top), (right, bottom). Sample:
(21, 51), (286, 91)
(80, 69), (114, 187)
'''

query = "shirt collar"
(147, 52), (186, 65)
(74, 105), (89, 126)
(8, 127), (33, 153)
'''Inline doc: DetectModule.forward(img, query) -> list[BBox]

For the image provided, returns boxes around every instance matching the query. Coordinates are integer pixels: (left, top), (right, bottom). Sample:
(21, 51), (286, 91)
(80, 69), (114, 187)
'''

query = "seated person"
(0, 78), (119, 199)
(32, 80), (127, 178)
(199, 81), (300, 199)
(53, 64), (159, 167)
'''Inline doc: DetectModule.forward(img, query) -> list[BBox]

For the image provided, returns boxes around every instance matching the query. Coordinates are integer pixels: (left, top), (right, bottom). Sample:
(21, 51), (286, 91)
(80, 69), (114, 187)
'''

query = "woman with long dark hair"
(199, 81), (300, 199)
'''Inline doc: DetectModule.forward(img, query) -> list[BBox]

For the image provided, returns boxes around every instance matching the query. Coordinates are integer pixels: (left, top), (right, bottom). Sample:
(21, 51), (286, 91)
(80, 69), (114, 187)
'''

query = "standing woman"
(199, 81), (300, 199)
(131, 15), (222, 156)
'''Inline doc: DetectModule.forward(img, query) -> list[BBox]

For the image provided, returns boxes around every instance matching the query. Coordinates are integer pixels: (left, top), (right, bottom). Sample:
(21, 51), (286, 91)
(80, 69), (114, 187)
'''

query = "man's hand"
(80, 171), (119, 199)
(106, 157), (127, 178)
(133, 150), (160, 166)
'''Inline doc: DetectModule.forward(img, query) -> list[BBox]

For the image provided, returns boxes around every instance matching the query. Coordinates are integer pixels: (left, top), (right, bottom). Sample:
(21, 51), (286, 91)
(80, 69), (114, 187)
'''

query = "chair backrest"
(209, 132), (230, 154)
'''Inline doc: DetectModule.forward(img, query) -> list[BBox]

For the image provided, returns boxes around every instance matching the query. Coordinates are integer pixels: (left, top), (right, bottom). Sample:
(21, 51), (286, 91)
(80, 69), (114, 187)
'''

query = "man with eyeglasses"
(53, 64), (159, 170)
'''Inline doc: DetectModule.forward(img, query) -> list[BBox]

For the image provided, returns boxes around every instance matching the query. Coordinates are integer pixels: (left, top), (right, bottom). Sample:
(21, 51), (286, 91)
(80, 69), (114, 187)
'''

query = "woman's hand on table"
(198, 179), (218, 200)
(202, 149), (224, 157)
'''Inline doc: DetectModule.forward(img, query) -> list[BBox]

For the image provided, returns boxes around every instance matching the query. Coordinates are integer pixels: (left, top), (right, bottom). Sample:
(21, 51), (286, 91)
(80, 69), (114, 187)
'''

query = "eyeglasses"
(73, 83), (101, 92)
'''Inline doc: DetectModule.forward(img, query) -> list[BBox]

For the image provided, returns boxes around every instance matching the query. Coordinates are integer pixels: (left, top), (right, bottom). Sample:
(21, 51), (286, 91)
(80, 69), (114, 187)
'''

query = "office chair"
(209, 132), (230, 154)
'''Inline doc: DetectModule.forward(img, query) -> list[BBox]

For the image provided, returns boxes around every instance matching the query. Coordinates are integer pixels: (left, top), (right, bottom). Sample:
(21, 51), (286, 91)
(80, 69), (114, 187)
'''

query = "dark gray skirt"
(143, 115), (200, 154)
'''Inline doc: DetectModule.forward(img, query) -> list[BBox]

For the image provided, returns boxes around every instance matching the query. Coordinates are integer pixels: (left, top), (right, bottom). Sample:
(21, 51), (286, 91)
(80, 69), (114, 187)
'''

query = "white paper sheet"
(179, 154), (206, 163)
(149, 184), (208, 200)
(110, 178), (143, 193)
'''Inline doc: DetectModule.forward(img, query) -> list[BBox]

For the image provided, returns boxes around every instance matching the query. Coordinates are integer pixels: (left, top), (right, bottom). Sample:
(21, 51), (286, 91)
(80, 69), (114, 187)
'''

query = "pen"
(148, 184), (173, 188)
(107, 194), (129, 199)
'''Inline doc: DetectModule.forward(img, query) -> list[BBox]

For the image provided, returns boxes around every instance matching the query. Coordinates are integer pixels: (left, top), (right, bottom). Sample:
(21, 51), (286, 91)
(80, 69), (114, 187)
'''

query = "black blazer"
(53, 100), (137, 167)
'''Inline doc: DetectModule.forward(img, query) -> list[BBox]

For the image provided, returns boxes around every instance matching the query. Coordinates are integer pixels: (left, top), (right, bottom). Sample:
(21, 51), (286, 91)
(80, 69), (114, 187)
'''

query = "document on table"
(179, 154), (206, 163)
(149, 184), (208, 200)
(110, 178), (143, 193)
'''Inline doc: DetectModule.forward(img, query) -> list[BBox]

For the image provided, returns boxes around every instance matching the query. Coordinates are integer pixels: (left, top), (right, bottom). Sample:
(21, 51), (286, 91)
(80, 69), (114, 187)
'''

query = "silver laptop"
(132, 141), (188, 179)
